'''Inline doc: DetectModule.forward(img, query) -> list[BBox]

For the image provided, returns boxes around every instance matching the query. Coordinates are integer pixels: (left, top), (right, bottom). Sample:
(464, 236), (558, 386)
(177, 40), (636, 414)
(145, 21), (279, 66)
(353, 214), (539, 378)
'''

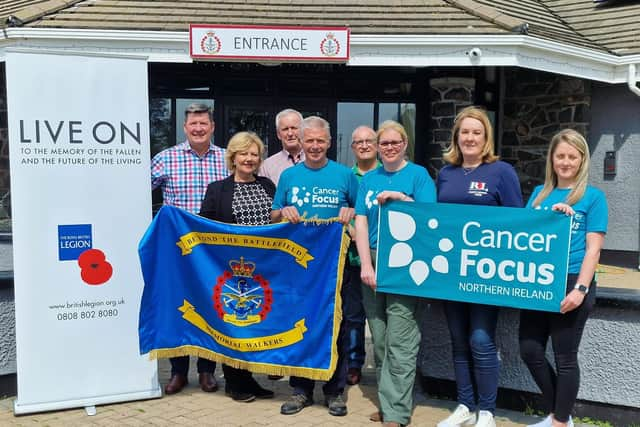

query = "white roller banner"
(6, 50), (161, 414)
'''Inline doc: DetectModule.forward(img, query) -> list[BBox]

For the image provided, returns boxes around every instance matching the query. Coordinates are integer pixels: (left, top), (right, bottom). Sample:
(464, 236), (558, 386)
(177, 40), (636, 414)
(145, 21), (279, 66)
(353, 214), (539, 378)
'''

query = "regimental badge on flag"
(138, 206), (349, 380)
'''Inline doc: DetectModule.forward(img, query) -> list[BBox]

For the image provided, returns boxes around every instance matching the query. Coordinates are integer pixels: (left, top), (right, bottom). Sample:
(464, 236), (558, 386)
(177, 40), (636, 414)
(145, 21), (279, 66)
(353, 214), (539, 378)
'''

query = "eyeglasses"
(351, 139), (376, 147)
(378, 140), (404, 149)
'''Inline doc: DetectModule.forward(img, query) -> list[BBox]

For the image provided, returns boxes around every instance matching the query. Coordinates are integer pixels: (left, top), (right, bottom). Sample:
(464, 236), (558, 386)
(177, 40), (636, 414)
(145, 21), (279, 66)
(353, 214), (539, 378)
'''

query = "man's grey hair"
(301, 116), (331, 140)
(351, 125), (376, 141)
(184, 102), (214, 122)
(275, 108), (303, 128)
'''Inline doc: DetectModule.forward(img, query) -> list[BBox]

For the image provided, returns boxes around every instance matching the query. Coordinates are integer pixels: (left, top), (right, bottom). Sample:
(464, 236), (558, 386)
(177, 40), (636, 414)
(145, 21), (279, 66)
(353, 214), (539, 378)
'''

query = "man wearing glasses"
(345, 126), (381, 386)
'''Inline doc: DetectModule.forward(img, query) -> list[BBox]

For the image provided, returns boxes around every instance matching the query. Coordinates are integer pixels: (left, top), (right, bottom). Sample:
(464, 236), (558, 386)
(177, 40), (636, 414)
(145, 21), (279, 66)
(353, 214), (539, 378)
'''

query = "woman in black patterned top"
(200, 131), (275, 402)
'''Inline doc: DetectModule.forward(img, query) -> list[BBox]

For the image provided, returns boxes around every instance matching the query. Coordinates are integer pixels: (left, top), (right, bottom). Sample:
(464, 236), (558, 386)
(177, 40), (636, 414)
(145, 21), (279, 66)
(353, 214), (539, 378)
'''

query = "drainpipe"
(628, 64), (640, 270)
(628, 64), (640, 97)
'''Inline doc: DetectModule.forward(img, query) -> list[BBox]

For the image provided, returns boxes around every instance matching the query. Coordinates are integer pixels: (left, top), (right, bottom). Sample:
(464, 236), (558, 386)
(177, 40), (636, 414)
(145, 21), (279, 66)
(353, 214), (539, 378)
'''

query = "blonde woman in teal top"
(519, 129), (608, 427)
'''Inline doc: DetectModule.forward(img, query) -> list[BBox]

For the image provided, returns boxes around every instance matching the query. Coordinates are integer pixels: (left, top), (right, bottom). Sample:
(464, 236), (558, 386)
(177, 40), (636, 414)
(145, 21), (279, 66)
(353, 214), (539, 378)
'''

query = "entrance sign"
(7, 50), (161, 414)
(190, 24), (349, 62)
(377, 202), (571, 312)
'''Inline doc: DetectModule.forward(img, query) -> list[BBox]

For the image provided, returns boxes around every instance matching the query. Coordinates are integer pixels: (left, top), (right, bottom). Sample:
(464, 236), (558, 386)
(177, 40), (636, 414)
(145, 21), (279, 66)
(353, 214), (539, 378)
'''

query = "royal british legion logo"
(213, 257), (273, 326)
(468, 181), (489, 197)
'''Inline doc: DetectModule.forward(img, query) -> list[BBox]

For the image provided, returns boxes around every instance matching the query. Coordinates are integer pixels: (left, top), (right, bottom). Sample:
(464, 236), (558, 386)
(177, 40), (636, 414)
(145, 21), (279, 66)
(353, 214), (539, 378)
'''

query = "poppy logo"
(78, 248), (113, 286)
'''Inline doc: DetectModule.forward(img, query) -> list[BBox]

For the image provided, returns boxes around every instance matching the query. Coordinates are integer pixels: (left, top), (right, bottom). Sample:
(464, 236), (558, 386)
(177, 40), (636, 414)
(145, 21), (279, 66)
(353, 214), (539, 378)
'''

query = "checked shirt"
(151, 141), (228, 214)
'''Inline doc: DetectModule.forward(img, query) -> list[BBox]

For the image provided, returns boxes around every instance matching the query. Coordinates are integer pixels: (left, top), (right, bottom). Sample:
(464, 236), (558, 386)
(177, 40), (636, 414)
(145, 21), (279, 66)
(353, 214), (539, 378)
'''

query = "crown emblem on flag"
(229, 257), (256, 277)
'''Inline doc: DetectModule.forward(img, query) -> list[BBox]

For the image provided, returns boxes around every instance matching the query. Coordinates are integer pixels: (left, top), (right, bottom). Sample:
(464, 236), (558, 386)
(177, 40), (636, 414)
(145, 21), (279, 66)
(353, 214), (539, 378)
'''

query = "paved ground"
(596, 263), (639, 290)
(0, 359), (548, 426)
(2, 263), (632, 426)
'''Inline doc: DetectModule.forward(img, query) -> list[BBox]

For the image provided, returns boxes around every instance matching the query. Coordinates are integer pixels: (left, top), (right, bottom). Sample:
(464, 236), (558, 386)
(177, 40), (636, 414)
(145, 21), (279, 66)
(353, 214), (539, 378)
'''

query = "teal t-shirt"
(273, 160), (358, 219)
(348, 161), (382, 266)
(527, 185), (608, 274)
(355, 162), (437, 249)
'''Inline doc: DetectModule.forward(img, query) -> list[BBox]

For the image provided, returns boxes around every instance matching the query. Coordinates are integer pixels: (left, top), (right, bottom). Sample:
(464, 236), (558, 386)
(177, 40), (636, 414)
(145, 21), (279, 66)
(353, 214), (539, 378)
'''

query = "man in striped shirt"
(151, 102), (227, 396)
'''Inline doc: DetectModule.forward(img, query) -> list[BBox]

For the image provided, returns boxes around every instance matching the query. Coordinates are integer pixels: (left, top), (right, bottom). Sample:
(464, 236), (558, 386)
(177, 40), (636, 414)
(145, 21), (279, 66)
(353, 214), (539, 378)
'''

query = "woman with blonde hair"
(355, 120), (436, 427)
(519, 129), (607, 427)
(437, 106), (523, 427)
(200, 131), (275, 402)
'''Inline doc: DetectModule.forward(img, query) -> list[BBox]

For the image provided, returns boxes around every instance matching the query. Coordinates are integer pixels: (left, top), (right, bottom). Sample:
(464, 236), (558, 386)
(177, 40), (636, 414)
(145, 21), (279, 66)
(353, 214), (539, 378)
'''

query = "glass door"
(220, 97), (333, 159)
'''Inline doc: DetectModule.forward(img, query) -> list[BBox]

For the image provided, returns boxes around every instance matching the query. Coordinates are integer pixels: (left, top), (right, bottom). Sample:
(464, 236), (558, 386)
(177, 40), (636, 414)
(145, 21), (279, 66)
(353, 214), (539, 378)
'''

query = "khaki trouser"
(361, 249), (421, 426)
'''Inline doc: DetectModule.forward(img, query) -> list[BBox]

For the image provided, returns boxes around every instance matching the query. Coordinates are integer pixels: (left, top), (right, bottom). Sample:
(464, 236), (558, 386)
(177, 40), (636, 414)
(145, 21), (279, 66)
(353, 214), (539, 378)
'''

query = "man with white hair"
(259, 108), (304, 186)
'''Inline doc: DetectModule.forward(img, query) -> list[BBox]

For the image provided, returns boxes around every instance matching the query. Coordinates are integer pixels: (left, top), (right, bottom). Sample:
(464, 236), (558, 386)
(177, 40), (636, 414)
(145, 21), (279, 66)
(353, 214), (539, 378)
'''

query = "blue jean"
(443, 301), (500, 413)
(344, 263), (366, 369)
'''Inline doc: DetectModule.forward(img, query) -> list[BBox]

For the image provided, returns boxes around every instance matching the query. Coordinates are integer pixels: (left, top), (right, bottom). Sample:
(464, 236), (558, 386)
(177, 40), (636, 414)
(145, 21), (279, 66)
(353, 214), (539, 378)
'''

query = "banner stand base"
(85, 406), (97, 416)
(13, 386), (162, 415)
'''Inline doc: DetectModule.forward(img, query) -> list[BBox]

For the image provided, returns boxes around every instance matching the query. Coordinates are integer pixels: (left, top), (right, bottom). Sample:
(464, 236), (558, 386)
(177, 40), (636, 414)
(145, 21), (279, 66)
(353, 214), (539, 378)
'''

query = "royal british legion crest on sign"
(200, 31), (221, 55)
(320, 33), (340, 57)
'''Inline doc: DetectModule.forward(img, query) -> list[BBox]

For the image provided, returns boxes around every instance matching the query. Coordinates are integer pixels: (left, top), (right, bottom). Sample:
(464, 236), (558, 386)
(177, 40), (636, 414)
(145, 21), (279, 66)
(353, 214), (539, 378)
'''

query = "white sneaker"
(527, 414), (552, 427)
(437, 404), (476, 427)
(527, 414), (573, 427)
(475, 410), (496, 427)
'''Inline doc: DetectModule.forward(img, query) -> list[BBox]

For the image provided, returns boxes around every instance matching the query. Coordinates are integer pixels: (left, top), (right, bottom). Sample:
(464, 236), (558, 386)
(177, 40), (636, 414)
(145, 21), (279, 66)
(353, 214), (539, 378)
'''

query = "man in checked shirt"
(151, 102), (227, 396)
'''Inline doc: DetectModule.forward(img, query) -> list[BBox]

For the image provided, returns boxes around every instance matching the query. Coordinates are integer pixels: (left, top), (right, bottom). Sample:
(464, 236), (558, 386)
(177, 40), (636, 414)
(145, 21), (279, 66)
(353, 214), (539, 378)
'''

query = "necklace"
(463, 166), (478, 175)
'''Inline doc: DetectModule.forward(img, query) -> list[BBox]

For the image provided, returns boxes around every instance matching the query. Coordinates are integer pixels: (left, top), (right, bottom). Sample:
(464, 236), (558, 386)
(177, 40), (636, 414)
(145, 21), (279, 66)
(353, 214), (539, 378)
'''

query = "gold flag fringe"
(147, 220), (351, 382)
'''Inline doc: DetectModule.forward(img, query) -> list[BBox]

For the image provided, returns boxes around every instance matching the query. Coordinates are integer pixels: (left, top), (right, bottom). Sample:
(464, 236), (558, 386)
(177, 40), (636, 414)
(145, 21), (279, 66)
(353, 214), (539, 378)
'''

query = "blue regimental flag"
(376, 202), (571, 312)
(138, 206), (349, 380)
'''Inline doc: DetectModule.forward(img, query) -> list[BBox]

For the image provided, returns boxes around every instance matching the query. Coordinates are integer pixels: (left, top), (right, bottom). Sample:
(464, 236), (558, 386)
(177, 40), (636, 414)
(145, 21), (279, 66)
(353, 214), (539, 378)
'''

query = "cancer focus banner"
(7, 50), (160, 414)
(138, 206), (348, 381)
(376, 201), (571, 312)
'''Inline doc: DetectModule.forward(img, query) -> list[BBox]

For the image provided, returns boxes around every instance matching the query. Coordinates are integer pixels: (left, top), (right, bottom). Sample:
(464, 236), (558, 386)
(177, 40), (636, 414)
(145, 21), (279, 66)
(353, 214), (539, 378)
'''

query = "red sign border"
(189, 24), (350, 62)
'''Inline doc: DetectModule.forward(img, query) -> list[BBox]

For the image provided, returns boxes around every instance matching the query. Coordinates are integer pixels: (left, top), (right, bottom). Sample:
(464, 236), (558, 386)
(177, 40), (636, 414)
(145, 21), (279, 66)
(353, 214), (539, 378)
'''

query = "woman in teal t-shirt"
(354, 120), (436, 427)
(519, 129), (608, 427)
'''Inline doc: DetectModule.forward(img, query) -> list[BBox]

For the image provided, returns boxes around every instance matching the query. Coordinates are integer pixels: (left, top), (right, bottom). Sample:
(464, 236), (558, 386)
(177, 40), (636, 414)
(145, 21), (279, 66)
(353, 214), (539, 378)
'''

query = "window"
(336, 102), (416, 166)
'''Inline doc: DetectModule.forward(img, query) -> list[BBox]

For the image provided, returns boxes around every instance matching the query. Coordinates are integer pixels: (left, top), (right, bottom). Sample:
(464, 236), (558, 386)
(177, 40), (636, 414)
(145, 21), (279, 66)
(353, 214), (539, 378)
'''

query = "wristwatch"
(574, 283), (589, 295)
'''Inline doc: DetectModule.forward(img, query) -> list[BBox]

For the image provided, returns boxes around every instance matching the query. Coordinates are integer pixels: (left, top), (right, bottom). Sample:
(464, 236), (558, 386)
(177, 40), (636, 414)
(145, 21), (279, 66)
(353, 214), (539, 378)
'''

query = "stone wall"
(501, 69), (592, 198)
(427, 77), (475, 173)
(0, 286), (15, 377)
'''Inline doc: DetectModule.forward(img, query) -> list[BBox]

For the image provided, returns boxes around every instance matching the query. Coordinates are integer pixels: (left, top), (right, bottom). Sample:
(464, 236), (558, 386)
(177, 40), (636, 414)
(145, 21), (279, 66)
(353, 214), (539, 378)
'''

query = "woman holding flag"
(519, 129), (607, 427)
(199, 131), (275, 403)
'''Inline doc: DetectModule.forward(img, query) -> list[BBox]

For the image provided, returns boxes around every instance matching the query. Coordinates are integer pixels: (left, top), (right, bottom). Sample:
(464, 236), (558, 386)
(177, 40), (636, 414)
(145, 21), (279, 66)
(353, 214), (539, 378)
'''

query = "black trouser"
(170, 356), (216, 376)
(289, 265), (350, 397)
(518, 274), (596, 423)
(223, 364), (258, 392)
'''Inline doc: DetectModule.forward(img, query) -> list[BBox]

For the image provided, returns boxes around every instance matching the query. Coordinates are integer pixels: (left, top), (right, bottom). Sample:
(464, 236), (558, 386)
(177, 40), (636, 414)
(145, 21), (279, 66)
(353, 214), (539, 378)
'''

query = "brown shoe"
(370, 411), (383, 422)
(164, 374), (188, 395)
(347, 367), (362, 385)
(199, 372), (218, 392)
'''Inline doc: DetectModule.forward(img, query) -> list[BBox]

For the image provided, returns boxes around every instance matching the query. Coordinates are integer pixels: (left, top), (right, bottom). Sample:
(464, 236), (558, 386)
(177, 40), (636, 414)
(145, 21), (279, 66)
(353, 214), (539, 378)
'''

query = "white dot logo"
(291, 186), (310, 207)
(387, 212), (453, 286)
(365, 190), (379, 209)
